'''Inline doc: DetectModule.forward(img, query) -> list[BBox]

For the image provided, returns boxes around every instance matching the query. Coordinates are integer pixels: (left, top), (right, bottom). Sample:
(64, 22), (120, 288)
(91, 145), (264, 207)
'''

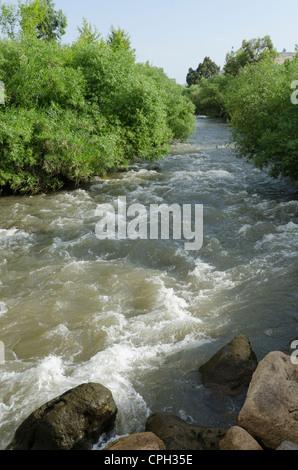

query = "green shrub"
(136, 63), (196, 140)
(0, 106), (127, 193)
(184, 75), (233, 118)
(0, 38), (195, 194)
(225, 56), (298, 180)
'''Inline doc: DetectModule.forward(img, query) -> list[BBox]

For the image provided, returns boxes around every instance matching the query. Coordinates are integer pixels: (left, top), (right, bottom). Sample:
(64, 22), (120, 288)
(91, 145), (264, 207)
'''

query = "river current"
(0, 117), (297, 449)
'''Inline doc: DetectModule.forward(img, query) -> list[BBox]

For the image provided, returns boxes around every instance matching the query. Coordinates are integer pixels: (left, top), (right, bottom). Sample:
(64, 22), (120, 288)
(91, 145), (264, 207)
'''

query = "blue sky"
(8, 0), (298, 83)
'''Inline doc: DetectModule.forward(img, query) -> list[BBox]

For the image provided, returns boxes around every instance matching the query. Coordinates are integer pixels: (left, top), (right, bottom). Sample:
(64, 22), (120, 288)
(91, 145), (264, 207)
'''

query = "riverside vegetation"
(0, 5), (297, 450)
(0, 3), (297, 193)
(184, 37), (298, 181)
(0, 0), (196, 195)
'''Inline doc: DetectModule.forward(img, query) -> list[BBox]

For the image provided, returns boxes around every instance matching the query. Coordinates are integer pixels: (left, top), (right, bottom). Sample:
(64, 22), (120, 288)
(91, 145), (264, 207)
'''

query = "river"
(0, 117), (297, 449)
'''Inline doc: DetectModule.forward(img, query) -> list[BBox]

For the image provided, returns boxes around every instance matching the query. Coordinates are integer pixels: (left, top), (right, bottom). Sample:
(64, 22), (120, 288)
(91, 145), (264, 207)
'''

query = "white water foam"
(0, 302), (8, 317)
(0, 229), (19, 239)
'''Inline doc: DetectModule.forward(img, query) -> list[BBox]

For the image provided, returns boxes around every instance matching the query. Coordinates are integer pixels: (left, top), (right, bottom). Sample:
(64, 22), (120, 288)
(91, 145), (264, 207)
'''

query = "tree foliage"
(0, 29), (195, 194)
(0, 2), (19, 39)
(186, 56), (220, 86)
(0, 0), (67, 40)
(183, 75), (233, 118)
(224, 35), (277, 76)
(225, 56), (298, 180)
(35, 0), (67, 41)
(106, 25), (135, 55)
(185, 36), (298, 181)
(76, 18), (101, 45)
(19, 0), (47, 39)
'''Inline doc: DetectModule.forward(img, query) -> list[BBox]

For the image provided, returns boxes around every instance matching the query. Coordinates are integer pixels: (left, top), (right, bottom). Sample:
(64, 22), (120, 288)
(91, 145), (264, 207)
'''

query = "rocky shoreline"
(5, 334), (298, 451)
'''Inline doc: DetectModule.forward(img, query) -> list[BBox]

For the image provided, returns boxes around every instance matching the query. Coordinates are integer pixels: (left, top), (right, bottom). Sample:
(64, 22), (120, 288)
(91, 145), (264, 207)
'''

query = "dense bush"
(225, 56), (298, 180)
(137, 63), (196, 141)
(183, 75), (233, 118)
(185, 43), (298, 181)
(0, 38), (195, 194)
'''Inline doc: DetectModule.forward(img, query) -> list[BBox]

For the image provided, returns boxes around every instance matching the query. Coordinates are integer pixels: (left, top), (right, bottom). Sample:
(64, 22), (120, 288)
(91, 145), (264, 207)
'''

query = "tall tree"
(186, 67), (199, 87)
(77, 17), (101, 45)
(186, 56), (220, 86)
(0, 2), (19, 39)
(197, 56), (221, 80)
(19, 0), (47, 39)
(0, 0), (67, 41)
(36, 0), (67, 41)
(106, 25), (135, 57)
(224, 36), (277, 76)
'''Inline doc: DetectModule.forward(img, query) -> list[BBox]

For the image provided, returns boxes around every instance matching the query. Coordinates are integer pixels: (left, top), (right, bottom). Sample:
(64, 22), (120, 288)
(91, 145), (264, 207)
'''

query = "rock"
(146, 412), (226, 450)
(276, 441), (298, 450)
(7, 383), (117, 450)
(219, 426), (263, 451)
(237, 351), (298, 450)
(149, 164), (161, 172)
(199, 334), (258, 396)
(103, 432), (166, 450)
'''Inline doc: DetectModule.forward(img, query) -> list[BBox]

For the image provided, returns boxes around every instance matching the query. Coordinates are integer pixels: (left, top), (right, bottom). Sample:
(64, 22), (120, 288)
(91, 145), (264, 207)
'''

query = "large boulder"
(103, 432), (166, 450)
(7, 383), (117, 450)
(199, 334), (258, 396)
(238, 351), (298, 449)
(146, 412), (226, 450)
(219, 426), (263, 451)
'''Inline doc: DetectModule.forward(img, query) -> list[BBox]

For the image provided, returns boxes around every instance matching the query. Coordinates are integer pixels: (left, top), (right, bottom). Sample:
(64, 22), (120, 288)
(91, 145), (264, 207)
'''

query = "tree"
(106, 25), (135, 58)
(36, 0), (67, 41)
(0, 35), (196, 194)
(0, 0), (66, 41)
(76, 18), (101, 45)
(224, 36), (277, 76)
(186, 56), (220, 86)
(197, 56), (221, 80)
(225, 56), (298, 180)
(19, 0), (47, 39)
(0, 2), (19, 39)
(184, 75), (233, 118)
(186, 67), (199, 87)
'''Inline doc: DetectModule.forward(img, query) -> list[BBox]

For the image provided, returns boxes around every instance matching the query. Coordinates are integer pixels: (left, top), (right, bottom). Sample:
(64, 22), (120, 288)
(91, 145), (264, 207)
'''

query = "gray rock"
(276, 441), (298, 450)
(7, 383), (117, 450)
(146, 412), (226, 450)
(199, 334), (258, 396)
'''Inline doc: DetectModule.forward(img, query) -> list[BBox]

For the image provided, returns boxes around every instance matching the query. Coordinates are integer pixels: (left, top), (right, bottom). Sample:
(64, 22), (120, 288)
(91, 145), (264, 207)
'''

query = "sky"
(8, 0), (298, 84)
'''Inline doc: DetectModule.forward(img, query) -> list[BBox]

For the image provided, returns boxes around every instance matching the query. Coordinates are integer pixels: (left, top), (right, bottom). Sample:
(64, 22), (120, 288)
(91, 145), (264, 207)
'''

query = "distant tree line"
(184, 36), (298, 181)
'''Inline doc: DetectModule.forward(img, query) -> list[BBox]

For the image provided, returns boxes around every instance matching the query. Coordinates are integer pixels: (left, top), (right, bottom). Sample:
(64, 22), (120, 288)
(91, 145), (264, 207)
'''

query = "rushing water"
(0, 117), (297, 449)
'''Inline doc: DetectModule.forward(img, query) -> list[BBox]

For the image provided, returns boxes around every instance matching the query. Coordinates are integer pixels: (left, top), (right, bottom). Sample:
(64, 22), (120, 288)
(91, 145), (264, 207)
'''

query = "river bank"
(0, 117), (297, 449)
